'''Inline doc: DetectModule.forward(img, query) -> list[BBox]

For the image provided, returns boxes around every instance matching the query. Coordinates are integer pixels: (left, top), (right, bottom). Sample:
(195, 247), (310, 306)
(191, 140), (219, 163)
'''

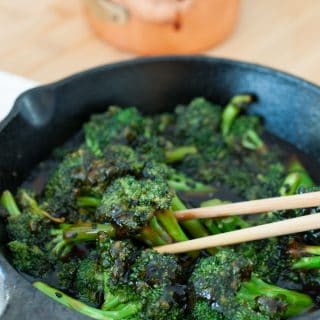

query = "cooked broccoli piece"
(190, 249), (312, 319)
(174, 97), (222, 146)
(75, 254), (103, 306)
(200, 198), (250, 234)
(1, 190), (60, 246)
(47, 237), (184, 319)
(280, 157), (315, 196)
(34, 281), (140, 320)
(84, 106), (146, 156)
(170, 194), (213, 240)
(288, 241), (320, 270)
(8, 240), (52, 277)
(44, 148), (93, 220)
(130, 249), (182, 287)
(237, 238), (289, 283)
(49, 222), (116, 257)
(191, 299), (225, 320)
(238, 275), (312, 318)
(82, 144), (145, 198)
(226, 116), (266, 153)
(96, 175), (172, 232)
(224, 153), (285, 200)
(99, 235), (139, 284)
(165, 146), (197, 164)
(221, 94), (254, 136)
(57, 258), (80, 290)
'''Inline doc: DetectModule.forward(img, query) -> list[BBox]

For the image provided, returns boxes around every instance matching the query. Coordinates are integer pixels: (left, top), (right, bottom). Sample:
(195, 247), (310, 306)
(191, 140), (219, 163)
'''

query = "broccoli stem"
(221, 95), (253, 136)
(76, 196), (172, 246)
(288, 243), (320, 269)
(19, 190), (64, 223)
(63, 223), (116, 242)
(168, 172), (214, 192)
(279, 172), (301, 196)
(140, 226), (167, 246)
(292, 256), (320, 269)
(171, 195), (209, 238)
(34, 281), (140, 320)
(1, 190), (21, 217)
(165, 146), (197, 163)
(237, 275), (313, 317)
(156, 210), (189, 243)
(102, 296), (123, 311)
(287, 158), (315, 189)
(242, 129), (266, 152)
(200, 198), (250, 234)
(50, 223), (116, 257)
(77, 196), (102, 208)
(280, 158), (315, 196)
(149, 216), (172, 243)
(171, 195), (216, 255)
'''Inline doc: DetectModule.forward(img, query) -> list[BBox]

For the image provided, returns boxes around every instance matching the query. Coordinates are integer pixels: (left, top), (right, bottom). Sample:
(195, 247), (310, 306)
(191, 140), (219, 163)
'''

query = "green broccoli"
(226, 116), (266, 153)
(221, 94), (254, 136)
(279, 157), (315, 196)
(175, 97), (222, 146)
(190, 249), (312, 319)
(8, 240), (52, 277)
(1, 189), (62, 246)
(44, 147), (93, 220)
(84, 106), (146, 156)
(96, 175), (173, 233)
(75, 254), (103, 306)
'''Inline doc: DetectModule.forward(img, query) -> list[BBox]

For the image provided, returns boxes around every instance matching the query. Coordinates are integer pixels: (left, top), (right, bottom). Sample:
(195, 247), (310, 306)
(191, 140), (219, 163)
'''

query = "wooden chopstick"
(174, 191), (320, 220)
(155, 212), (320, 254)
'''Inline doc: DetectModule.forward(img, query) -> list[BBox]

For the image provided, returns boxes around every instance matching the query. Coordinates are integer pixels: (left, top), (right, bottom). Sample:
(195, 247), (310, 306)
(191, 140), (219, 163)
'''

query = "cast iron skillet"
(1, 56), (320, 320)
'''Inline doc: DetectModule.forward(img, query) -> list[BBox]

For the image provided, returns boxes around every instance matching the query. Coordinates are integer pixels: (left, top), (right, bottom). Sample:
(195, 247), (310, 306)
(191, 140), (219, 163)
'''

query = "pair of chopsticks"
(154, 191), (320, 254)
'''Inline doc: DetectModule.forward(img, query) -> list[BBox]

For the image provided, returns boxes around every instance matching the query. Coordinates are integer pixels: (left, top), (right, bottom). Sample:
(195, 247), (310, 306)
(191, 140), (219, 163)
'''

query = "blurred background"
(0, 0), (319, 84)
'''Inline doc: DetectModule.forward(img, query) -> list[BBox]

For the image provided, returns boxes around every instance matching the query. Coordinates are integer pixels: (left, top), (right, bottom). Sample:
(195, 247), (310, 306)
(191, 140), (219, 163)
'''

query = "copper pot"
(82, 0), (240, 54)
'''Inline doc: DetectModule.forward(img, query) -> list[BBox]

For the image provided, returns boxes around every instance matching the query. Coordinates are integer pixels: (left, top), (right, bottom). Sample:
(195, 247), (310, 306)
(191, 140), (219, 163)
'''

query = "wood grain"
(0, 0), (319, 84)
(175, 191), (320, 220)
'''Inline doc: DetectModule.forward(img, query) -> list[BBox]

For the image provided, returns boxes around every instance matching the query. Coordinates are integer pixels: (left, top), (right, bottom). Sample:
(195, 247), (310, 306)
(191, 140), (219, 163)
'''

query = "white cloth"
(0, 72), (38, 122)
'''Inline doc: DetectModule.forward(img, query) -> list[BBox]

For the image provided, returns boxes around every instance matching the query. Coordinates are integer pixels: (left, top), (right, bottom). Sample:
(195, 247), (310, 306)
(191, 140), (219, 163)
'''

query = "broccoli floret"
(99, 235), (139, 284)
(129, 249), (184, 320)
(221, 95), (254, 136)
(75, 254), (103, 306)
(237, 238), (289, 283)
(44, 148), (93, 220)
(8, 240), (52, 277)
(130, 249), (182, 287)
(1, 190), (60, 246)
(280, 157), (315, 196)
(84, 106), (146, 156)
(226, 116), (265, 153)
(85, 144), (145, 195)
(57, 259), (80, 290)
(192, 299), (225, 320)
(190, 249), (312, 319)
(174, 97), (222, 146)
(96, 175), (173, 233)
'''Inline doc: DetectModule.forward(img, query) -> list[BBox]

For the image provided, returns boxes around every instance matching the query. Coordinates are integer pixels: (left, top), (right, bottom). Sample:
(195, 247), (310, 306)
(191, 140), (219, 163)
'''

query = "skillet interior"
(1, 56), (320, 319)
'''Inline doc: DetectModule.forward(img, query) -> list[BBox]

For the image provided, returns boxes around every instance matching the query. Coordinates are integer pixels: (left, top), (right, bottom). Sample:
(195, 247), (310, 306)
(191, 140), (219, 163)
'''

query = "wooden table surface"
(0, 0), (319, 84)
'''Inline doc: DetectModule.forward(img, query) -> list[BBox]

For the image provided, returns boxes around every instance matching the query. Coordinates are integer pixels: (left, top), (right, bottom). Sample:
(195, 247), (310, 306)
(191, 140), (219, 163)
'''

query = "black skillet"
(1, 56), (320, 319)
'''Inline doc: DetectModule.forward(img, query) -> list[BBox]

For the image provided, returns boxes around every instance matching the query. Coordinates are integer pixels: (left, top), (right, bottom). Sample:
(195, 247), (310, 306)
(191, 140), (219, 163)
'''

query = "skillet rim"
(1, 55), (320, 319)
